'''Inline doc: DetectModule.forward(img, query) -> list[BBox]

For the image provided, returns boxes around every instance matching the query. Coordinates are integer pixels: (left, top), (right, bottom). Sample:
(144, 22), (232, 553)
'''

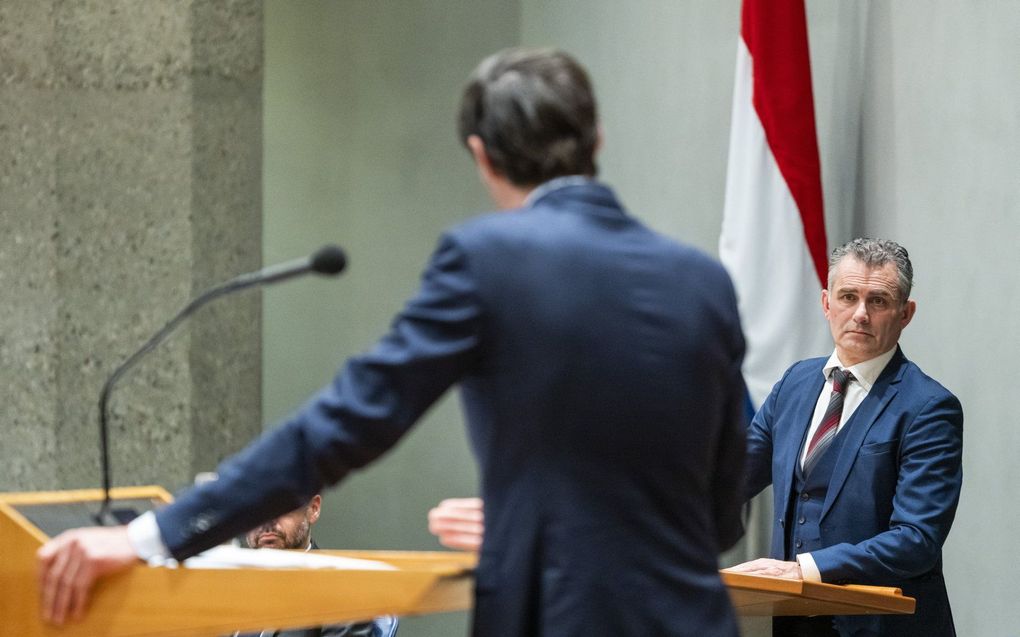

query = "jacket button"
(795, 539), (803, 548)
(800, 492), (810, 501)
(190, 513), (213, 533)
(798, 516), (806, 524)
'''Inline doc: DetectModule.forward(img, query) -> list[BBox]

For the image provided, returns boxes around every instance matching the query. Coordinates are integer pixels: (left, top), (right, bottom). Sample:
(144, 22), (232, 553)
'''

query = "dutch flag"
(720, 0), (833, 411)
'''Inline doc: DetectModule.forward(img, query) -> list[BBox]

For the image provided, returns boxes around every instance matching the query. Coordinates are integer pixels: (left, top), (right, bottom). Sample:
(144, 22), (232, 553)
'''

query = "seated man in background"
(233, 495), (397, 637)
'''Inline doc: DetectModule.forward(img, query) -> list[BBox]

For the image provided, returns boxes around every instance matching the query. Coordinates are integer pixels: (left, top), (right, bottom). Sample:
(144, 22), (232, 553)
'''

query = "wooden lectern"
(2, 488), (913, 636)
(1, 487), (475, 637)
(722, 571), (914, 617)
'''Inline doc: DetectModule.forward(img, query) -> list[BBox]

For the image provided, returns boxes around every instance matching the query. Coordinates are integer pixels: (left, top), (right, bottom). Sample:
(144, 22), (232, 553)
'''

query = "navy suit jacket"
(156, 182), (748, 636)
(745, 348), (963, 637)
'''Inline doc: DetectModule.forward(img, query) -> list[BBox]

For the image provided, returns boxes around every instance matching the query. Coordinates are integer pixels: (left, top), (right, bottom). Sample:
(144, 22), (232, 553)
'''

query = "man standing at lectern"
(729, 238), (963, 637)
(38, 47), (748, 636)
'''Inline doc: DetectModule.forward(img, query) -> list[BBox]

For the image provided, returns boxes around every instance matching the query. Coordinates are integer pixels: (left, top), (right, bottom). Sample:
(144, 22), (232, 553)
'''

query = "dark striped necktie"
(803, 368), (855, 475)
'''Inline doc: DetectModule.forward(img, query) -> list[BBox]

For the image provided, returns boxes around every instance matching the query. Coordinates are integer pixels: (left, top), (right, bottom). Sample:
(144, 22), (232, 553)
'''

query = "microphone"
(231, 244), (347, 286)
(94, 245), (347, 525)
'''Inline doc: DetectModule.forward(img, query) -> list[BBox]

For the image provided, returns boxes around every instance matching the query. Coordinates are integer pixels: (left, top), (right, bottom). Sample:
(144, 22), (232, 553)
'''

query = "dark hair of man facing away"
(457, 47), (599, 187)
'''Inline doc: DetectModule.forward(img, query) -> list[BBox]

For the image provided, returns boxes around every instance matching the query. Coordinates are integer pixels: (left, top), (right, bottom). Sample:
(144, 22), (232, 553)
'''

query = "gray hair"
(828, 238), (913, 301)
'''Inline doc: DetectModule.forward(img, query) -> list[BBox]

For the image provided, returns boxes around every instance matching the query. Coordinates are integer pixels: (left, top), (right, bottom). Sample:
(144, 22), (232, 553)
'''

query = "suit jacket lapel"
(775, 365), (827, 520)
(820, 349), (906, 521)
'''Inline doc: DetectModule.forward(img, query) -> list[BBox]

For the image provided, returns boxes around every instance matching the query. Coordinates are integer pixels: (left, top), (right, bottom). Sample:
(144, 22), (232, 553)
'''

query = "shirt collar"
(822, 347), (898, 392)
(524, 175), (598, 207)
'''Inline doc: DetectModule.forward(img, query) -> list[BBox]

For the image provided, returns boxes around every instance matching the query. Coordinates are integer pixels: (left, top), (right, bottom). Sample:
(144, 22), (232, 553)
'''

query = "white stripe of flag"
(719, 0), (832, 409)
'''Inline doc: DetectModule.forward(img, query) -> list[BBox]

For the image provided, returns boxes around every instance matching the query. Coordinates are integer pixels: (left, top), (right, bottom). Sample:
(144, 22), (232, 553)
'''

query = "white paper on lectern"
(148, 545), (397, 571)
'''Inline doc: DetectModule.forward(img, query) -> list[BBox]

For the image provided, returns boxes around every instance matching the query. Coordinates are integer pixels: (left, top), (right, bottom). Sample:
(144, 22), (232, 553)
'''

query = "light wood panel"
(0, 488), (475, 637)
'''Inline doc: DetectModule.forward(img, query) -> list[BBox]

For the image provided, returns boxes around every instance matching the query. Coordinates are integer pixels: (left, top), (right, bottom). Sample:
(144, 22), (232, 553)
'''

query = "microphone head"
(310, 245), (347, 276)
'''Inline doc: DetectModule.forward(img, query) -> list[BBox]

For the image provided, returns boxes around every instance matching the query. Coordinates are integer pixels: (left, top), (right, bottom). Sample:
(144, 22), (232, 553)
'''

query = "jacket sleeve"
(710, 366), (748, 552)
(709, 273), (748, 552)
(155, 234), (484, 560)
(810, 391), (964, 583)
(744, 366), (794, 501)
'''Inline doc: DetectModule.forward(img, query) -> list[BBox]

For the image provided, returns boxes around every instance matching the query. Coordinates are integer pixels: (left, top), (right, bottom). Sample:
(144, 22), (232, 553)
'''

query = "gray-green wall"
(263, 2), (517, 634)
(264, 2), (1018, 635)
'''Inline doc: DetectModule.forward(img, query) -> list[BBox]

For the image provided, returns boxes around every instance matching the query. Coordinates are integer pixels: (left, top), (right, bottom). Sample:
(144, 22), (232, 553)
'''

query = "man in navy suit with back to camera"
(729, 238), (963, 637)
(39, 47), (749, 636)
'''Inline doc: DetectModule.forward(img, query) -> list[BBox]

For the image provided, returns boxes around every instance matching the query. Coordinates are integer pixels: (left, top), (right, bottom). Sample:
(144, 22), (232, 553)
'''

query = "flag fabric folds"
(720, 0), (832, 410)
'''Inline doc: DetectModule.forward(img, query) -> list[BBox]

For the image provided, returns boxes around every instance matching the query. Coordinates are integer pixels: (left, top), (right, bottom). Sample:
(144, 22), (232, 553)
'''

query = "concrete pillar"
(0, 0), (263, 492)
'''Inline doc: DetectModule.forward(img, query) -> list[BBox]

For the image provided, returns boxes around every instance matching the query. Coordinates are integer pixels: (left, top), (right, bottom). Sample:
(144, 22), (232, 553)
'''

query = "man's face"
(245, 495), (321, 550)
(822, 257), (916, 366)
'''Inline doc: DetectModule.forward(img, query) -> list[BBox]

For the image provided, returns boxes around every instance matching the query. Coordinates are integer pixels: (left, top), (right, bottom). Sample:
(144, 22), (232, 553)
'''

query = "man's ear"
(900, 299), (917, 329)
(467, 135), (530, 209)
(307, 494), (322, 525)
(467, 135), (495, 178)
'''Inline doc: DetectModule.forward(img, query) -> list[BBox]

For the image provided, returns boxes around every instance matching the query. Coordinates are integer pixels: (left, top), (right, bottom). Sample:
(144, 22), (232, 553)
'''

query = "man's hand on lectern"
(724, 558), (803, 580)
(37, 526), (140, 625)
(428, 497), (485, 552)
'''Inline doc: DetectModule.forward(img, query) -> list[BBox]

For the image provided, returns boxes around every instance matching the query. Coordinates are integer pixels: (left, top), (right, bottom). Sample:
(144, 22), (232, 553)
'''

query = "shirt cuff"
(126, 510), (171, 561)
(796, 552), (822, 582)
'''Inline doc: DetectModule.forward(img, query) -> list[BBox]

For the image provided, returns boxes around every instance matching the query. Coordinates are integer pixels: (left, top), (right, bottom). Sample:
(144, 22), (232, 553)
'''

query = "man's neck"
(833, 346), (897, 369)
(486, 177), (532, 209)
(829, 347), (898, 390)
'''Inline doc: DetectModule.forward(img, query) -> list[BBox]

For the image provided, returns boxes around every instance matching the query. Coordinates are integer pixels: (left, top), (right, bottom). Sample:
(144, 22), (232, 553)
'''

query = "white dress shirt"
(796, 347), (897, 582)
(127, 509), (169, 561)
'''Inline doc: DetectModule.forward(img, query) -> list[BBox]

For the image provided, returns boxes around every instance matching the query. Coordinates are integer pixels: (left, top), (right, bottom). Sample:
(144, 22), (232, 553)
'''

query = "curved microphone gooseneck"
(94, 245), (347, 525)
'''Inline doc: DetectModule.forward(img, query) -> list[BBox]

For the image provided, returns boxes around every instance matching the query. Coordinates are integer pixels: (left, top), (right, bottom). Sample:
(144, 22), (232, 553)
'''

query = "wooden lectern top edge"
(0, 485), (173, 506)
(721, 571), (904, 599)
(801, 579), (913, 613)
(843, 584), (903, 596)
(321, 549), (478, 575)
(721, 571), (807, 595)
(0, 499), (49, 545)
(721, 570), (914, 615)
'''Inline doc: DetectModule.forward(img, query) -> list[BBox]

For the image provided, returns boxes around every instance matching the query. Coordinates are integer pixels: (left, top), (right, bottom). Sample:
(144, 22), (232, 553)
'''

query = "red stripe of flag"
(742, 0), (828, 287)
